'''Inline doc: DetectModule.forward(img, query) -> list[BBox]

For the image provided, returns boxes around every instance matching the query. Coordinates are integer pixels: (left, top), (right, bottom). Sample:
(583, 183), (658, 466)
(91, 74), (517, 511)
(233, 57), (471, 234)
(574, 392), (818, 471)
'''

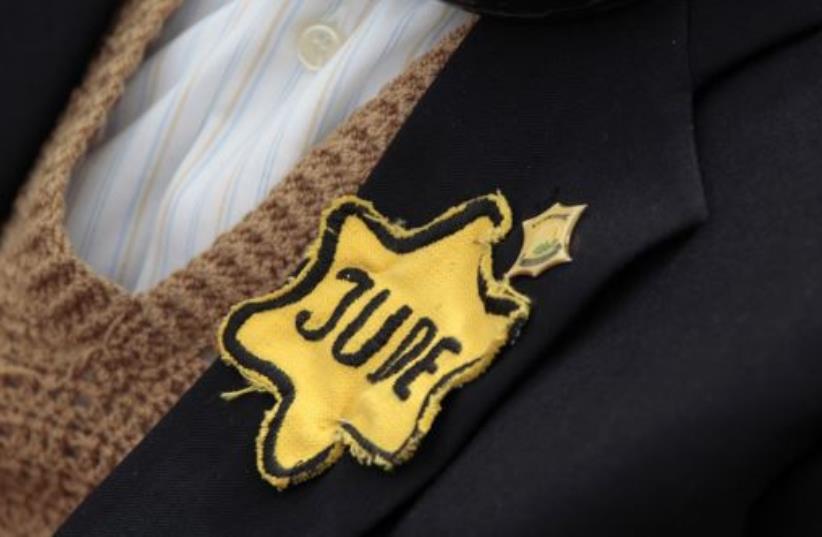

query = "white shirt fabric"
(66, 0), (470, 292)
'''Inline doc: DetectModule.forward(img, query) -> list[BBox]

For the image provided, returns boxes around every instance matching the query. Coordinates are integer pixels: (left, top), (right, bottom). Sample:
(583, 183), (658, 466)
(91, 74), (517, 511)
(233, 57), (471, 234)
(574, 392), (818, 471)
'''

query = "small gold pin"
(506, 202), (587, 280)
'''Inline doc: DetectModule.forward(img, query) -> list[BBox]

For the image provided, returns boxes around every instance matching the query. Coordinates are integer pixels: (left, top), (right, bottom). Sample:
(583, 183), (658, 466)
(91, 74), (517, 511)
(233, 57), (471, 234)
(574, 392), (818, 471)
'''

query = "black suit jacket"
(3, 0), (821, 535)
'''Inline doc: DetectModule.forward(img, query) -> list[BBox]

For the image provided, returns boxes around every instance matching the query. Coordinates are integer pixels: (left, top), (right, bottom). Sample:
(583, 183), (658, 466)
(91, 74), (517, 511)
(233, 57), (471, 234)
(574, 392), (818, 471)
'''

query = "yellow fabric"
(218, 193), (530, 489)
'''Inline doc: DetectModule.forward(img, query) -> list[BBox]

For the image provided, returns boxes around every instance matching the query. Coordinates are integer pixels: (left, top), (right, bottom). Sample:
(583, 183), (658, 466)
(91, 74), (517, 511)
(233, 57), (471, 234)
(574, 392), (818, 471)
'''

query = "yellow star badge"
(218, 193), (584, 489)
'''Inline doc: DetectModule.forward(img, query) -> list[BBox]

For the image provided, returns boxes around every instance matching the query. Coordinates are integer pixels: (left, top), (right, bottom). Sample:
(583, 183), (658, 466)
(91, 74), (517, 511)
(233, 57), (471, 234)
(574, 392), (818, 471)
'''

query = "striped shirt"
(66, 0), (471, 292)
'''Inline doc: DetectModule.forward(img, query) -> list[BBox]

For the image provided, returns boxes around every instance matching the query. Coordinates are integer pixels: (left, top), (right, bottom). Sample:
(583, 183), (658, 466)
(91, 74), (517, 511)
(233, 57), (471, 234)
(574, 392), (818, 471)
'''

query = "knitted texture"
(0, 0), (474, 532)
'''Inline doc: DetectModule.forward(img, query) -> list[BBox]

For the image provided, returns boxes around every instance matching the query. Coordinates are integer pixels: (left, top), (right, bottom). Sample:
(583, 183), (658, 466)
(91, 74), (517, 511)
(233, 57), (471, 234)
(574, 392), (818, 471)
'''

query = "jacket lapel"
(58, 1), (706, 535)
(355, 0), (705, 528)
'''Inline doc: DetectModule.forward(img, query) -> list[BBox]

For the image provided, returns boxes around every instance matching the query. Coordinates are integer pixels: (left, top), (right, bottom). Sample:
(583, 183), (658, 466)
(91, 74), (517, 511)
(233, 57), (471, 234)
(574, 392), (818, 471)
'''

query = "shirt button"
(298, 24), (342, 70)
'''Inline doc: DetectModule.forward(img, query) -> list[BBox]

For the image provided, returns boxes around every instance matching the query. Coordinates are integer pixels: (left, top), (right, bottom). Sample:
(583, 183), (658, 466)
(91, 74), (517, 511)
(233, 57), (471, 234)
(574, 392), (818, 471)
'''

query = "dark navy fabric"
(0, 0), (813, 535)
(0, 1), (121, 225)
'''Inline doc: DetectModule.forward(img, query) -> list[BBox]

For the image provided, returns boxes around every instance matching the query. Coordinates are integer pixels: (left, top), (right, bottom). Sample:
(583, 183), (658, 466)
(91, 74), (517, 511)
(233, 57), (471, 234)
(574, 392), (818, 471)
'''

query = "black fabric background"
(1, 0), (821, 535)
(442, 0), (637, 19)
(0, 1), (120, 225)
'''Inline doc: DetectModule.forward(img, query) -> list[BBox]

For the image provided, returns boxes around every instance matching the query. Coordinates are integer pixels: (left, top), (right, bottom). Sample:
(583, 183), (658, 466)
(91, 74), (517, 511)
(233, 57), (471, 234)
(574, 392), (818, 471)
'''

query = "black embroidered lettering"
(295, 267), (373, 341)
(367, 317), (437, 383)
(393, 337), (462, 400)
(332, 289), (413, 367)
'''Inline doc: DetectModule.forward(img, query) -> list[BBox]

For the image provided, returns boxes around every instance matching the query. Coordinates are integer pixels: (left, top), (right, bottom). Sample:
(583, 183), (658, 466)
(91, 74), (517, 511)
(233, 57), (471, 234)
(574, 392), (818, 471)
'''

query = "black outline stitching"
(220, 196), (523, 484)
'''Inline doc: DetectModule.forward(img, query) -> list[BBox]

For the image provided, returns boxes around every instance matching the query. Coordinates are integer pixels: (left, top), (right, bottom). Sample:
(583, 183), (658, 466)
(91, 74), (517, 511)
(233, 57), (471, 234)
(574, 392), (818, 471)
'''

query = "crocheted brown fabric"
(0, 0), (474, 533)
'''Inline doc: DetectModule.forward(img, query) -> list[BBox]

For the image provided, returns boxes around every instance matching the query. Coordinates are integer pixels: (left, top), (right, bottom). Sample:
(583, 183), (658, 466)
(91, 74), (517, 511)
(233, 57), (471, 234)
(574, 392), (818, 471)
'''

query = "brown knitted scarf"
(0, 0), (473, 533)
